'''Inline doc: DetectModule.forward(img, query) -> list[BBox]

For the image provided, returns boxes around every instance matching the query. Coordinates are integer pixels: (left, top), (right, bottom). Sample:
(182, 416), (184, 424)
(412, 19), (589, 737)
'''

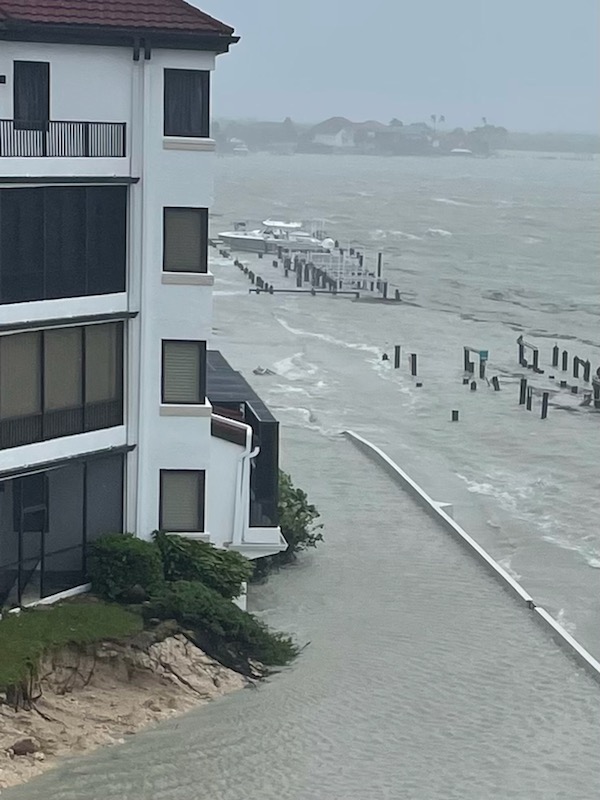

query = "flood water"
(8, 152), (600, 799)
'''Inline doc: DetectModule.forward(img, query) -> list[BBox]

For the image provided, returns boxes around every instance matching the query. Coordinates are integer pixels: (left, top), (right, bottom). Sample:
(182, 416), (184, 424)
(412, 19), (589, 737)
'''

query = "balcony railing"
(0, 120), (127, 157)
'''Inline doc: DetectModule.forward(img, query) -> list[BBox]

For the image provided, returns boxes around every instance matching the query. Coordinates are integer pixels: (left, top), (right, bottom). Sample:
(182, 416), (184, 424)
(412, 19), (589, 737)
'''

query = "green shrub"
(88, 533), (163, 601)
(153, 531), (253, 600)
(278, 470), (323, 558)
(253, 471), (323, 580)
(146, 580), (297, 673)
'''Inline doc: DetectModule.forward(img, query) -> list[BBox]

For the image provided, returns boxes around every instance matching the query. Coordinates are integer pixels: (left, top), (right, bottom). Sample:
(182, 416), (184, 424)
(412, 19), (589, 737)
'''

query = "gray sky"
(195, 0), (599, 133)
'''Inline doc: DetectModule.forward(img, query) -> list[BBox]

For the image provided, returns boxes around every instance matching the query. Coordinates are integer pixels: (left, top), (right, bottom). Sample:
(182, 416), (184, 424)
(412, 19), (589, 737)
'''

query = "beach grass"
(0, 601), (143, 689)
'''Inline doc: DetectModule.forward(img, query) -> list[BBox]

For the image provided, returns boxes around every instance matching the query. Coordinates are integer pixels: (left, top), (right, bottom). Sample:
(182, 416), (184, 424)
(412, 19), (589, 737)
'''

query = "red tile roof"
(0, 0), (234, 35)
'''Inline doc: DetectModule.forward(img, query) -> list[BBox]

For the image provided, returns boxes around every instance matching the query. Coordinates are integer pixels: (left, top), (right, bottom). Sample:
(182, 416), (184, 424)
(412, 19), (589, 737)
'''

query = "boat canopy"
(262, 220), (303, 229)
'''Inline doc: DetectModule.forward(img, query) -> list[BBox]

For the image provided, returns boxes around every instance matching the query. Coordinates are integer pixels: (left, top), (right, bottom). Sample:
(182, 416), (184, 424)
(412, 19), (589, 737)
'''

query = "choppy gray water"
(8, 153), (600, 798)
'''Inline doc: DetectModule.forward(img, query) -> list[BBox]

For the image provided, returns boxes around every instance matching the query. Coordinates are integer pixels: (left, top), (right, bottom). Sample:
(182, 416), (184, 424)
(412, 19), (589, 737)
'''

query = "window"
(0, 186), (127, 305)
(13, 61), (49, 131)
(162, 340), (206, 404)
(163, 208), (208, 273)
(0, 322), (124, 449)
(163, 69), (209, 138)
(159, 470), (205, 533)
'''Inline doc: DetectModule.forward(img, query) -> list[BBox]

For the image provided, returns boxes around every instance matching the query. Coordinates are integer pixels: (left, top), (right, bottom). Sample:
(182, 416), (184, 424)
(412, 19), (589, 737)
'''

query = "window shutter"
(163, 208), (206, 272)
(44, 328), (82, 410)
(160, 471), (204, 532)
(162, 341), (204, 404)
(85, 323), (119, 403)
(0, 332), (41, 418)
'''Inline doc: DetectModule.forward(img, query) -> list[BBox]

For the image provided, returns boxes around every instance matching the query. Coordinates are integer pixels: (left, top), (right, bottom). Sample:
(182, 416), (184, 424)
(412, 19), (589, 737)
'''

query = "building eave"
(0, 22), (239, 54)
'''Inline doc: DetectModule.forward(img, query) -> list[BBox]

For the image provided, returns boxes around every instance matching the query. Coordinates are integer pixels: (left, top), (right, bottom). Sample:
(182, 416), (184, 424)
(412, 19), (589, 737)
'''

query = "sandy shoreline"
(0, 633), (247, 791)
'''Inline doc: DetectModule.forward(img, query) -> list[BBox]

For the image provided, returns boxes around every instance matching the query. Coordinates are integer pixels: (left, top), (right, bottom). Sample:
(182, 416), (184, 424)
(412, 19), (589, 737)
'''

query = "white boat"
(450, 148), (474, 156)
(218, 220), (334, 254)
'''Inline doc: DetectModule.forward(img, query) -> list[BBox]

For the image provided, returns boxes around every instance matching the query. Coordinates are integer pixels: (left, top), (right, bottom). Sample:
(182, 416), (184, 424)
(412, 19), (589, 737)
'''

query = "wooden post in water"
(552, 345), (559, 367)
(532, 349), (539, 371)
(377, 252), (383, 279)
(562, 350), (568, 371)
(573, 356), (580, 378)
(519, 377), (527, 405)
(526, 387), (533, 410)
(518, 339), (525, 366)
(583, 360), (591, 382)
(410, 353), (417, 376)
(463, 347), (472, 373)
(541, 392), (549, 419)
(382, 281), (388, 299)
(479, 359), (486, 379)
(451, 410), (459, 421)
(394, 345), (401, 369)
(491, 376), (500, 391)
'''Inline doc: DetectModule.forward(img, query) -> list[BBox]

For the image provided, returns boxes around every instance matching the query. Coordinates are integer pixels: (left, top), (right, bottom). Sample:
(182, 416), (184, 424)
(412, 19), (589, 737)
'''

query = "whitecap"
(276, 317), (381, 356)
(426, 228), (453, 237)
(432, 197), (473, 207)
(389, 231), (423, 241)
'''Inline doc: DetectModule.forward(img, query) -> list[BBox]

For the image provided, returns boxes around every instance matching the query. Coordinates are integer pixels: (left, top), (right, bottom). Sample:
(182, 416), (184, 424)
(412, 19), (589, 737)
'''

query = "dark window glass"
(160, 470), (205, 532)
(85, 454), (124, 543)
(13, 61), (49, 131)
(0, 188), (44, 303)
(44, 188), (87, 298)
(163, 208), (207, 273)
(86, 187), (127, 295)
(164, 69), (209, 137)
(162, 340), (206, 404)
(0, 186), (127, 304)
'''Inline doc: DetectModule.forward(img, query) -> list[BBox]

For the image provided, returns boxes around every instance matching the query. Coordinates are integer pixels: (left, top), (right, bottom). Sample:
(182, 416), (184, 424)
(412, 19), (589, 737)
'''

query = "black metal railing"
(0, 120), (127, 157)
(0, 400), (123, 450)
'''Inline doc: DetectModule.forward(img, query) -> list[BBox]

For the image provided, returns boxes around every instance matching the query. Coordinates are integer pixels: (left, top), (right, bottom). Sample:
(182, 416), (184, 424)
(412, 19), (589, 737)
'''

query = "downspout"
(211, 414), (259, 546)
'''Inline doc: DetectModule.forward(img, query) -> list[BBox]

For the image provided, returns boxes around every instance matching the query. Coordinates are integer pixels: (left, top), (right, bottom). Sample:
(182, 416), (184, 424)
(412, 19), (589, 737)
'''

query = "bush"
(253, 471), (323, 580)
(146, 580), (297, 673)
(153, 531), (252, 600)
(88, 533), (164, 601)
(278, 470), (323, 558)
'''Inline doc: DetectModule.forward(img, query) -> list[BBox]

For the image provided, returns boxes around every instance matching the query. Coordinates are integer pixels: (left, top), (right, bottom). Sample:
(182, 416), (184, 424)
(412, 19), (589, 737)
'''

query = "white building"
(0, 0), (285, 609)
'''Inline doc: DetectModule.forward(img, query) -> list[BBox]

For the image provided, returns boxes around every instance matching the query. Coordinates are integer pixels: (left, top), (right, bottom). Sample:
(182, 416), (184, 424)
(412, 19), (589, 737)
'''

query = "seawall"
(344, 430), (600, 685)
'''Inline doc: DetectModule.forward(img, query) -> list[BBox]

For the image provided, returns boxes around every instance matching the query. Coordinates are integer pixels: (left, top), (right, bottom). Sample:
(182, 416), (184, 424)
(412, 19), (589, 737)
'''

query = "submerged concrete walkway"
(7, 429), (600, 800)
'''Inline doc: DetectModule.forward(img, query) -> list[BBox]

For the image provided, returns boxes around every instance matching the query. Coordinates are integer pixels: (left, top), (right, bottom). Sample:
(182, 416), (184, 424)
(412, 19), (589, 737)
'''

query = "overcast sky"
(195, 0), (599, 132)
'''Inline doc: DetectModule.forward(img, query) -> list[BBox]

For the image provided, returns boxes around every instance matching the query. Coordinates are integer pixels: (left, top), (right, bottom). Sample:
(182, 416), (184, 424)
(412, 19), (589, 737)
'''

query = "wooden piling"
(562, 350), (568, 371)
(583, 360), (591, 382)
(541, 392), (549, 419)
(470, 381), (477, 391)
(451, 410), (459, 421)
(410, 353), (417, 376)
(491, 376), (500, 391)
(519, 377), (527, 405)
(377, 252), (383, 279)
(526, 387), (533, 410)
(552, 345), (559, 367)
(394, 345), (401, 369)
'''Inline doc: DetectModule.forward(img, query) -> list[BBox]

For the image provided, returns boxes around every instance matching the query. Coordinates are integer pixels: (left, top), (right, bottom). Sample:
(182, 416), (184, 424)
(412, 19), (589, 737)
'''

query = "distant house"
(304, 117), (356, 151)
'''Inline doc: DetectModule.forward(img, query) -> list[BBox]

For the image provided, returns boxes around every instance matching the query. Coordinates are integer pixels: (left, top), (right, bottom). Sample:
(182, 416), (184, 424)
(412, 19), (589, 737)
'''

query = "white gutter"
(211, 413), (260, 546)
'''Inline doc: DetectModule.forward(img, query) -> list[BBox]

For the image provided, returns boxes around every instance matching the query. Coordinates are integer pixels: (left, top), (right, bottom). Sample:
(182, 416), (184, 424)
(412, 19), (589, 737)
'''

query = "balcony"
(0, 120), (126, 158)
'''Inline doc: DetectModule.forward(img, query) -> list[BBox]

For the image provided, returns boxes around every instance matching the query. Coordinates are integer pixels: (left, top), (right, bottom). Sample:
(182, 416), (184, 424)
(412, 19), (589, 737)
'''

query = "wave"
(432, 197), (473, 207)
(556, 608), (577, 634)
(389, 230), (423, 241)
(275, 317), (381, 356)
(272, 352), (321, 382)
(426, 228), (453, 237)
